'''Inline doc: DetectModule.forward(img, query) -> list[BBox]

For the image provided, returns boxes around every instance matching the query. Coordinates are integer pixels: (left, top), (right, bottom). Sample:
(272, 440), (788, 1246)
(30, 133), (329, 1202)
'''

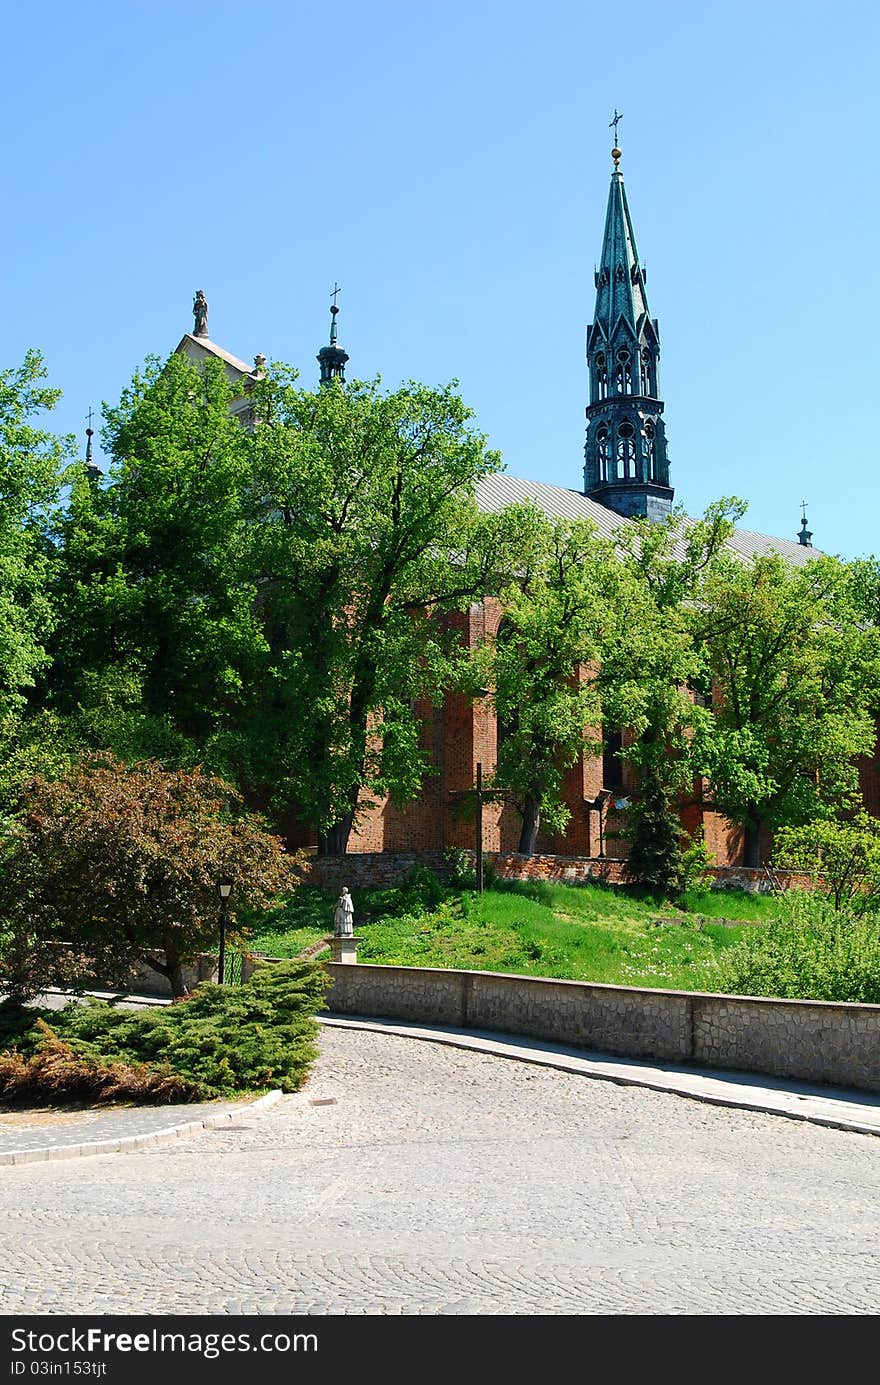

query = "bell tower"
(583, 123), (673, 520)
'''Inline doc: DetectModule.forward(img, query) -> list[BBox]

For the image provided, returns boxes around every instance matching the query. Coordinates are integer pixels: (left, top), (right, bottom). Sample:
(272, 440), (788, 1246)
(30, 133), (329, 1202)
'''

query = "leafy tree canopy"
(0, 754), (294, 1000)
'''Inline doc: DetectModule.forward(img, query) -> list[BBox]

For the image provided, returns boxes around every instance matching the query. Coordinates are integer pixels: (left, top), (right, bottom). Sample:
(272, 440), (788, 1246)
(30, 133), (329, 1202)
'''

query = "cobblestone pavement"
(2, 1026), (879, 1315)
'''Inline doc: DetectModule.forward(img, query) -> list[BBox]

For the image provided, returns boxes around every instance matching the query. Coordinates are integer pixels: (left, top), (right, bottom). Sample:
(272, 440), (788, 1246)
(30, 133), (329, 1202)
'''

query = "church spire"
(317, 283), (349, 386)
(583, 128), (673, 520)
(85, 407), (102, 485)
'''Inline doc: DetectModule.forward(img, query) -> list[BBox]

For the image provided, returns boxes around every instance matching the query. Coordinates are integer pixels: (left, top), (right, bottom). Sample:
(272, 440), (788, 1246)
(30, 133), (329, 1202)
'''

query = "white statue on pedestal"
(333, 886), (354, 937)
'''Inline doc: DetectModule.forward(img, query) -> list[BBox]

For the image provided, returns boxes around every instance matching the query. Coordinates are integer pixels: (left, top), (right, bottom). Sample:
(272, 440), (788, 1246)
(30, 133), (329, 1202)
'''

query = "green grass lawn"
(244, 875), (776, 991)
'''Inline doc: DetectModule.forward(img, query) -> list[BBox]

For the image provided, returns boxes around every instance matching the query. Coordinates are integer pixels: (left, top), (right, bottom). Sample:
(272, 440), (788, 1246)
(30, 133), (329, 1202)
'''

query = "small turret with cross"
(85, 407), (102, 485)
(317, 282), (350, 385)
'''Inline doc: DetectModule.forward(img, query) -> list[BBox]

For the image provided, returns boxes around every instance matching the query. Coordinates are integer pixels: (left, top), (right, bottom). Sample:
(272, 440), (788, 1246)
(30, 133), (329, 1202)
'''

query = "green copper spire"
(593, 156), (651, 341)
(583, 130), (672, 521)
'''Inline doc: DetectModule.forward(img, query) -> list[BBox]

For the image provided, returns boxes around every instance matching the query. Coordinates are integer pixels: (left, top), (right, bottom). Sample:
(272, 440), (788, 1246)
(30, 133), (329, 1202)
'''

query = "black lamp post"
(474, 687), (492, 895)
(475, 760), (485, 894)
(217, 878), (232, 984)
(589, 789), (613, 858)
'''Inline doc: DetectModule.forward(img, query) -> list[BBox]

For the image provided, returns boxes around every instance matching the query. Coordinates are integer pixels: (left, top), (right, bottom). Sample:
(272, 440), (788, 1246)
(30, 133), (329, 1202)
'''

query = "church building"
(175, 141), (828, 871)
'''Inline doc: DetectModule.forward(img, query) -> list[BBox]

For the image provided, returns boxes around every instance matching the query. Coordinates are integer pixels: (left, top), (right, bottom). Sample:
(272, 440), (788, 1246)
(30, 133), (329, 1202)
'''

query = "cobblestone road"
(2, 1026), (879, 1315)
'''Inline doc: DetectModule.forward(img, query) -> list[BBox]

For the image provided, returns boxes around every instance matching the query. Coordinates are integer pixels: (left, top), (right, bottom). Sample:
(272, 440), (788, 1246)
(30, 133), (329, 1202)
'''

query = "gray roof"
(175, 334), (256, 377)
(475, 472), (821, 566)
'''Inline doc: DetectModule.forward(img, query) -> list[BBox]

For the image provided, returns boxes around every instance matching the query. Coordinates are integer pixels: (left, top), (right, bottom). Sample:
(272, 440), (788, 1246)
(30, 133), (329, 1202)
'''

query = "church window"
(616, 421), (636, 479)
(602, 728), (624, 789)
(641, 349), (654, 396)
(596, 425), (609, 481)
(643, 421), (655, 480)
(595, 353), (608, 400)
(615, 348), (632, 395)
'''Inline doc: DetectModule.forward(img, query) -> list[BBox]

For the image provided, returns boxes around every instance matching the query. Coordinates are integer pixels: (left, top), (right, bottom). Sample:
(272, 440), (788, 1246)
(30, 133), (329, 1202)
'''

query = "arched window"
(614, 348), (632, 395)
(596, 424), (609, 482)
(641, 348), (654, 397)
(594, 353), (608, 401)
(642, 421), (655, 480)
(616, 421), (636, 480)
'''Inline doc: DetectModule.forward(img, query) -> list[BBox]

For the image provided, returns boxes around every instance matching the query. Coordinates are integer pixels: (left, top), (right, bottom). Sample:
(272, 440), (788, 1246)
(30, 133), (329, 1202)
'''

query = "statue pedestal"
(327, 934), (362, 965)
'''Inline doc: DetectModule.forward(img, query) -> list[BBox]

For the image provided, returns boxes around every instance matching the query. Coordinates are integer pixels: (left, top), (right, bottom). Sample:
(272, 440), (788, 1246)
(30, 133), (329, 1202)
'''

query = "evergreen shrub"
(0, 958), (329, 1102)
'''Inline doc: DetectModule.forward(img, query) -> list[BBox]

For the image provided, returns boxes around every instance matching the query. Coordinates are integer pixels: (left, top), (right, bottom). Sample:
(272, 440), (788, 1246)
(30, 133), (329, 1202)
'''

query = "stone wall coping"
(324, 960), (880, 1015)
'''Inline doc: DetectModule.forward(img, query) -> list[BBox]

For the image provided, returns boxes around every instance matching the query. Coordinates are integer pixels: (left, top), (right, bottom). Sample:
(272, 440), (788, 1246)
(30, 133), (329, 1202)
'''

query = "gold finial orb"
(612, 146), (622, 167)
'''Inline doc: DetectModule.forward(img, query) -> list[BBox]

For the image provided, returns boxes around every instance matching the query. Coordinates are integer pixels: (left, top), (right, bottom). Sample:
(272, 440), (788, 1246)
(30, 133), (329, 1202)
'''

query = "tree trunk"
(743, 820), (763, 868)
(319, 815), (355, 856)
(168, 961), (191, 1002)
(142, 949), (191, 1002)
(518, 795), (541, 855)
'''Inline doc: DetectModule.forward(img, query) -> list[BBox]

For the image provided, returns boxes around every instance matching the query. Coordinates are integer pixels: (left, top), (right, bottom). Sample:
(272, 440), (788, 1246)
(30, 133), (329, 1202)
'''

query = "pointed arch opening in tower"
(616, 420), (636, 479)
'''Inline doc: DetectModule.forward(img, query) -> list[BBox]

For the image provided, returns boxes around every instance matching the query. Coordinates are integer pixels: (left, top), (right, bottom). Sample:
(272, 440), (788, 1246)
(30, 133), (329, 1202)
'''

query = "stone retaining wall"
(325, 962), (880, 1094)
(298, 848), (814, 893)
(298, 851), (451, 892)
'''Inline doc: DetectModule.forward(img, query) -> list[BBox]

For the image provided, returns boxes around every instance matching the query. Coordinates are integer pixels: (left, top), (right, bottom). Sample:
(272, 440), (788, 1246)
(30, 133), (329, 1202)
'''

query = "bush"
(679, 829), (714, 893)
(773, 815), (880, 913)
(358, 867), (450, 921)
(713, 893), (880, 1003)
(442, 847), (472, 886)
(0, 1023), (199, 1104)
(0, 957), (330, 1102)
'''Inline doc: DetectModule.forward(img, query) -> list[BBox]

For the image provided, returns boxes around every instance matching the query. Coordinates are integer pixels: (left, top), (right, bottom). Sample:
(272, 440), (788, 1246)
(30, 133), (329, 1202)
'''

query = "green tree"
(0, 351), (70, 792)
(46, 352), (260, 774)
(477, 514), (608, 853)
(626, 767), (686, 896)
(243, 372), (526, 853)
(691, 553), (879, 866)
(594, 500), (744, 885)
(0, 755), (294, 1000)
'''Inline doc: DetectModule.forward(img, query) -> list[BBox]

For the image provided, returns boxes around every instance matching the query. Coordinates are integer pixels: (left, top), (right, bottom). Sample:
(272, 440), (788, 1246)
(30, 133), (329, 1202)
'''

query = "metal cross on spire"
(329, 283), (341, 345)
(801, 499), (808, 523)
(609, 110), (623, 169)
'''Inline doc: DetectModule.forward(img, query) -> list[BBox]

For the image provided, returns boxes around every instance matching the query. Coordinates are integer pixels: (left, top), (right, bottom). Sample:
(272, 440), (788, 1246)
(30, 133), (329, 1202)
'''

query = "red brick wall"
(287, 599), (880, 872)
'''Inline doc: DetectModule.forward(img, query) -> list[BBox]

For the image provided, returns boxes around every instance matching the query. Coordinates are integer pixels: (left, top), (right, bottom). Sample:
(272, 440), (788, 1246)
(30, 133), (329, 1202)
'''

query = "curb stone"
(0, 1088), (283, 1167)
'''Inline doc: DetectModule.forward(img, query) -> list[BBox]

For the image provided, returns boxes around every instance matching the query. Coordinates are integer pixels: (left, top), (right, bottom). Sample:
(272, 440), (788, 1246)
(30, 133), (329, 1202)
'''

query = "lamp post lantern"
(217, 878), (232, 985)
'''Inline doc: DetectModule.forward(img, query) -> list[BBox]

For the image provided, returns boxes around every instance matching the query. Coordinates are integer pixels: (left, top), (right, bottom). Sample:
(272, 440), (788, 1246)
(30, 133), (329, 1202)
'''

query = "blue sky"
(3, 0), (878, 558)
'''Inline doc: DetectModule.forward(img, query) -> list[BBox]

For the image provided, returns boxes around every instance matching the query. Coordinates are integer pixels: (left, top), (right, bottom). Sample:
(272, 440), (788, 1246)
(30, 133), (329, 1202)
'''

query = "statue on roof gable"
(193, 289), (209, 338)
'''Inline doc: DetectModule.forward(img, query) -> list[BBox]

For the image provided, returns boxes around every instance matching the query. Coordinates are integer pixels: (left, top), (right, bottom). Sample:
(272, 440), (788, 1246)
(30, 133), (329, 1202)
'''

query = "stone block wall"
(325, 962), (880, 1095)
(100, 952), (220, 999)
